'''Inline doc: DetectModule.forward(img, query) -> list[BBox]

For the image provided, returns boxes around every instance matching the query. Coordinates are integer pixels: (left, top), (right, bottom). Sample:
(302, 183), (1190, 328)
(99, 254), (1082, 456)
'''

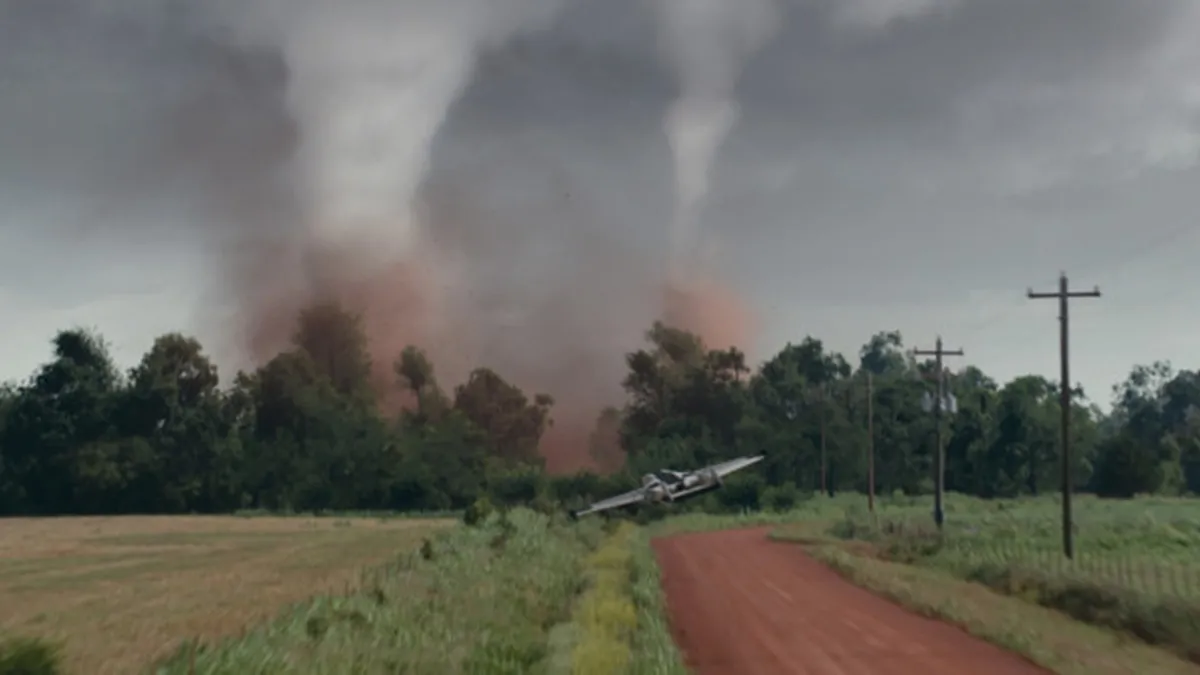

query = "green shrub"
(463, 496), (495, 526)
(0, 636), (62, 675)
(487, 466), (546, 506)
(761, 481), (801, 512)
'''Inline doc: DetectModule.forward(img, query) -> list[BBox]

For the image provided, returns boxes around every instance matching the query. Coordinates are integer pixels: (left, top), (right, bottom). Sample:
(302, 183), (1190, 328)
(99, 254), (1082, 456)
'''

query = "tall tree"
(859, 330), (909, 376)
(453, 368), (552, 466)
(395, 345), (449, 423)
(121, 333), (233, 512)
(293, 301), (375, 408)
(1, 329), (122, 513)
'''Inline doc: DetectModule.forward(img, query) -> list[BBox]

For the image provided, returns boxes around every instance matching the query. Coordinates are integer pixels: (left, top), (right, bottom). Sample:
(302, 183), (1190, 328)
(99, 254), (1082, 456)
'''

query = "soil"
(652, 527), (1050, 675)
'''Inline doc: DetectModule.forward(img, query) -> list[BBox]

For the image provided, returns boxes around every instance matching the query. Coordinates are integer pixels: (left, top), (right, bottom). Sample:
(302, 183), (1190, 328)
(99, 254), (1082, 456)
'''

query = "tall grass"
(0, 636), (62, 675)
(570, 523), (638, 675)
(824, 494), (1200, 598)
(152, 509), (604, 674)
(646, 492), (864, 538)
(814, 493), (1200, 661)
(628, 529), (688, 675)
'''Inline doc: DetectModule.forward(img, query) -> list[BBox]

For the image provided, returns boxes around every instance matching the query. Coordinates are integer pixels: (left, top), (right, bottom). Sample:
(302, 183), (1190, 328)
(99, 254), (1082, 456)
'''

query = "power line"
(1027, 272), (1101, 561)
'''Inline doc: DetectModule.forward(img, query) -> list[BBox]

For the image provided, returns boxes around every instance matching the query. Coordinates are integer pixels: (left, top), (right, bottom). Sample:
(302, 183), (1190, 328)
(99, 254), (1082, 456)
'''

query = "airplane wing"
(706, 455), (765, 478)
(571, 488), (647, 518)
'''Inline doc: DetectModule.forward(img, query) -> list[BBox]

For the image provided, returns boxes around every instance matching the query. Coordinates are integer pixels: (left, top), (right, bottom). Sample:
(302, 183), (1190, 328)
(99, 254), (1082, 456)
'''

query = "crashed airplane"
(570, 455), (764, 518)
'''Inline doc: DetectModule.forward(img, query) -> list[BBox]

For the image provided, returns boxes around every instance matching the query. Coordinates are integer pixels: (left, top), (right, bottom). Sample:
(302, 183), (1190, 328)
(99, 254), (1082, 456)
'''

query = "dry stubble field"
(0, 515), (452, 674)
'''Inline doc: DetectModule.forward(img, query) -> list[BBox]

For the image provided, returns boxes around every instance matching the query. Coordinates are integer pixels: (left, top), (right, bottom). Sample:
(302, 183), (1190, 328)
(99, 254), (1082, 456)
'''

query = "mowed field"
(0, 515), (451, 674)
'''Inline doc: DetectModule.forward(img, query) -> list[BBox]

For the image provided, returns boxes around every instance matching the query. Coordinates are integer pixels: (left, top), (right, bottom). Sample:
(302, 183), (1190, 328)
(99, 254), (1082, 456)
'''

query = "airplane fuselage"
(640, 467), (722, 503)
(570, 455), (761, 518)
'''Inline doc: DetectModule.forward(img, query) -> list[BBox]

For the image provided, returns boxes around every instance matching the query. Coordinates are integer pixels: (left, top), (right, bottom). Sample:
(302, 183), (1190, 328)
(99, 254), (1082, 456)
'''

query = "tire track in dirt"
(653, 527), (1049, 675)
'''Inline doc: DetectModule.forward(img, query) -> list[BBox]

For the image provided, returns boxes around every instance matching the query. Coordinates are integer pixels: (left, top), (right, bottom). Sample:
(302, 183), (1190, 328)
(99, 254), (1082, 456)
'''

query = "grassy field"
(150, 508), (611, 674)
(829, 495), (1200, 592)
(0, 508), (681, 675)
(773, 493), (1200, 590)
(7, 494), (1199, 674)
(773, 492), (1200, 670)
(0, 515), (452, 674)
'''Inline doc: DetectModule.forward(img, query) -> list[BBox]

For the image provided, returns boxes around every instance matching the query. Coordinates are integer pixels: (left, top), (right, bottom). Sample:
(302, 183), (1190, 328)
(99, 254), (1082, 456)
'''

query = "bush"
(761, 481), (803, 512)
(827, 511), (943, 563)
(715, 473), (763, 511)
(487, 466), (545, 506)
(0, 636), (61, 675)
(463, 496), (495, 526)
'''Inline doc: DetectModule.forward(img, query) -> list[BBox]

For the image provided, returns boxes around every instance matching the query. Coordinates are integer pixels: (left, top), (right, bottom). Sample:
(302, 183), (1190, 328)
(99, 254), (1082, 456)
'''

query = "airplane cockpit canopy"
(654, 470), (685, 486)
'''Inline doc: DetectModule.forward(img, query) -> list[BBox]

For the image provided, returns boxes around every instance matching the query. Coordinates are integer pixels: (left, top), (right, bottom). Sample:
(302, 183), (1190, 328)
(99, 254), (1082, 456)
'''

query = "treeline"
(619, 326), (1200, 502)
(1, 305), (1197, 516)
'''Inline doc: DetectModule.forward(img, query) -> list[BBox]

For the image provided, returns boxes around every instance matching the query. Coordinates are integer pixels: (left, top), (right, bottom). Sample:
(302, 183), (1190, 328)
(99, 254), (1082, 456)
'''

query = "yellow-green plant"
(571, 522), (638, 675)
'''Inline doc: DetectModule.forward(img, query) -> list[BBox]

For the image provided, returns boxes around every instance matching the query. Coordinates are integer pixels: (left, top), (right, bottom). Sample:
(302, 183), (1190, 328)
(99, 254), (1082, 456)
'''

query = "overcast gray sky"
(2, 0), (1199, 408)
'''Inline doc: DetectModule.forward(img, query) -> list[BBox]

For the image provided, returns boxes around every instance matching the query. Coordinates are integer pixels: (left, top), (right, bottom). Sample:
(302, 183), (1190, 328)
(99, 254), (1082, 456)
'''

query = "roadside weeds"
(804, 543), (1200, 675)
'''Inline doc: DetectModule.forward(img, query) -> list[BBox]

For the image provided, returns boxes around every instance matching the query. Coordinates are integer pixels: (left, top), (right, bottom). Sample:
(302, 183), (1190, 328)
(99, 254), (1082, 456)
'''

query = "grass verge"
(809, 500), (1200, 665)
(627, 529), (688, 675)
(964, 563), (1200, 663)
(151, 508), (603, 674)
(570, 522), (638, 675)
(805, 544), (1200, 675)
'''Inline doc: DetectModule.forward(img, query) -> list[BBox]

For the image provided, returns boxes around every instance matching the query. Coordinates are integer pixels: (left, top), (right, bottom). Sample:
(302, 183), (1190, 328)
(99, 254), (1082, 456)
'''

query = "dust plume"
(6, 0), (764, 473)
(269, 1), (564, 266)
(230, 0), (668, 472)
(648, 0), (777, 359)
(662, 277), (759, 355)
(217, 0), (765, 471)
(651, 0), (781, 280)
(228, 0), (567, 358)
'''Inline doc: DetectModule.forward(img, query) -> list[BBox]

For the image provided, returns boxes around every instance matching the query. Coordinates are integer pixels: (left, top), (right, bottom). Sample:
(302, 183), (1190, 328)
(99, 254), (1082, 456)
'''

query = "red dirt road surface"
(653, 528), (1049, 675)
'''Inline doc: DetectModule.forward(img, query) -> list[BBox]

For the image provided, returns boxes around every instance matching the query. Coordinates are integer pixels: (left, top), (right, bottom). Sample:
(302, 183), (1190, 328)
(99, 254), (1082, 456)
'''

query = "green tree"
(453, 368), (552, 466)
(293, 301), (375, 409)
(120, 333), (235, 512)
(620, 322), (750, 467)
(1, 329), (122, 514)
(395, 345), (450, 424)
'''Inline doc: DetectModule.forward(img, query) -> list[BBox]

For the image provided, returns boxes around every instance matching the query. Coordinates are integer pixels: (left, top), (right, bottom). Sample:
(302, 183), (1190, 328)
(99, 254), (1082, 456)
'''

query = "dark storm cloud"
(0, 0), (299, 369)
(708, 0), (1200, 304)
(2, 0), (1199, 403)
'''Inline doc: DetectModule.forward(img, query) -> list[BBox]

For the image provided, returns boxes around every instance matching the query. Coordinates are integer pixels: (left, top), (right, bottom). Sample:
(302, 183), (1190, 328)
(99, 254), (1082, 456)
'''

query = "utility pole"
(1028, 272), (1100, 560)
(913, 336), (963, 531)
(818, 384), (828, 497)
(867, 371), (875, 514)
(803, 384), (830, 496)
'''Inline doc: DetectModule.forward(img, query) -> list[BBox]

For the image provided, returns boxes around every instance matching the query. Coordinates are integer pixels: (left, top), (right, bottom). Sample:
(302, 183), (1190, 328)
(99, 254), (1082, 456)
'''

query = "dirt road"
(653, 528), (1048, 675)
